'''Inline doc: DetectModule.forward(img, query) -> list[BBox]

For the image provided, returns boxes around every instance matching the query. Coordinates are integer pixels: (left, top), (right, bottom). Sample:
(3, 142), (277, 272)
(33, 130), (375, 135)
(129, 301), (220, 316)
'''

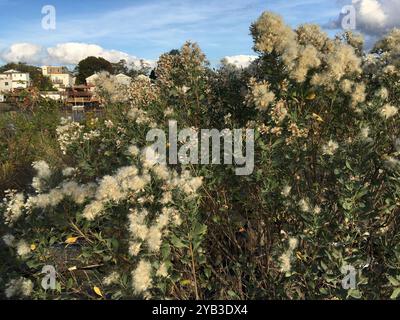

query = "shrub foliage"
(1, 12), (400, 300)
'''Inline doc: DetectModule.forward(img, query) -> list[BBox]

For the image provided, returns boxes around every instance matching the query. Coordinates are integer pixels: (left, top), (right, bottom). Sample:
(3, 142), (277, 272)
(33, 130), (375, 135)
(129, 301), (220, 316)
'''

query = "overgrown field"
(1, 12), (400, 300)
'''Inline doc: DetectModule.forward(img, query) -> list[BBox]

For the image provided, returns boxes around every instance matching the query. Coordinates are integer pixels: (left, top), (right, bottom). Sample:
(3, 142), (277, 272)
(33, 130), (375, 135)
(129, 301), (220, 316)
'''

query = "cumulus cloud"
(221, 55), (258, 68)
(47, 43), (153, 67)
(0, 42), (154, 68)
(334, 0), (400, 36)
(1, 43), (45, 65)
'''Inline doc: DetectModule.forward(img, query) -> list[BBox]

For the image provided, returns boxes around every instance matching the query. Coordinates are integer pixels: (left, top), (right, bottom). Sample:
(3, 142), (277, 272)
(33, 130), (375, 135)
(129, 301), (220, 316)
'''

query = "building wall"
(42, 66), (74, 88)
(0, 72), (30, 90)
(115, 74), (132, 86)
(49, 73), (75, 88)
(41, 66), (69, 76)
(86, 74), (99, 85)
(0, 78), (12, 92)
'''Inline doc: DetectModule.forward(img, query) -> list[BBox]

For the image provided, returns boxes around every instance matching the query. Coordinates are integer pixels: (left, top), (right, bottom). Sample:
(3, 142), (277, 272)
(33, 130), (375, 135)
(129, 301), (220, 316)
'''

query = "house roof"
(3, 69), (25, 74)
(115, 73), (132, 79)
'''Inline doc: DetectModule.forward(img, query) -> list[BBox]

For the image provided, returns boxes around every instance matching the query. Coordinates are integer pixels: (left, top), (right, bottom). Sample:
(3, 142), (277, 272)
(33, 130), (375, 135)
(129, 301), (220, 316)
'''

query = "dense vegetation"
(1, 12), (400, 300)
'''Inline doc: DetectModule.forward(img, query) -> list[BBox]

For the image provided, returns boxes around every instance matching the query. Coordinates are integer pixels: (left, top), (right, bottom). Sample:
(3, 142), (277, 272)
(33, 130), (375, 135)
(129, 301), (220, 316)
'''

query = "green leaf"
(348, 289), (362, 299)
(390, 288), (400, 300)
(170, 234), (187, 249)
(387, 275), (400, 286)
(227, 290), (240, 299)
(193, 222), (207, 237)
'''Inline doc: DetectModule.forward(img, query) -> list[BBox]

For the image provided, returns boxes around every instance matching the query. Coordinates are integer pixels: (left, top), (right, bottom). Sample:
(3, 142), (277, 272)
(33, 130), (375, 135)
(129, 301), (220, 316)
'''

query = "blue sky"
(0, 0), (349, 65)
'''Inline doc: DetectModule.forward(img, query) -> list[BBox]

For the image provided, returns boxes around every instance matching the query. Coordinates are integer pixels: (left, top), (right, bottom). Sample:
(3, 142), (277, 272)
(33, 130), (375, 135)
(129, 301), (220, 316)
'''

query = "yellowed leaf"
(180, 279), (192, 286)
(306, 92), (316, 100)
(94, 286), (103, 297)
(296, 251), (303, 260)
(312, 113), (324, 122)
(65, 237), (79, 244)
(30, 244), (36, 251)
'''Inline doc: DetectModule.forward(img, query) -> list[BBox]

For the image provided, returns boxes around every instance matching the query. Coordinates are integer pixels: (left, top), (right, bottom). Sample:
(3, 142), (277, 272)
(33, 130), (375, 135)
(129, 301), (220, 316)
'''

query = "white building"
(41, 66), (75, 89)
(115, 73), (132, 86)
(86, 72), (132, 86)
(40, 91), (64, 101)
(86, 73), (100, 86)
(0, 70), (30, 90)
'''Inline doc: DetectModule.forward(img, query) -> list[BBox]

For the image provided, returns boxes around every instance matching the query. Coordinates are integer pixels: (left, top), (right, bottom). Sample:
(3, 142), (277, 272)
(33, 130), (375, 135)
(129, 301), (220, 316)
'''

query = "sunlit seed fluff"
(82, 201), (104, 220)
(340, 79), (354, 93)
(298, 198), (311, 213)
(129, 241), (142, 256)
(3, 191), (25, 225)
(158, 208), (173, 228)
(379, 104), (398, 119)
(129, 209), (149, 241)
(146, 226), (163, 252)
(360, 127), (370, 141)
(16, 240), (31, 257)
(270, 100), (288, 124)
(62, 167), (76, 177)
(132, 260), (153, 294)
(291, 45), (321, 83)
(115, 166), (139, 187)
(128, 145), (140, 157)
(156, 263), (169, 278)
(351, 83), (366, 106)
(251, 12), (298, 68)
(252, 81), (275, 111)
(32, 160), (51, 179)
(151, 165), (170, 180)
(62, 181), (96, 205)
(296, 24), (328, 50)
(313, 205), (321, 215)
(288, 237), (298, 250)
(281, 185), (292, 197)
(164, 107), (174, 117)
(142, 147), (165, 168)
(103, 271), (120, 286)
(322, 140), (339, 156)
(377, 87), (389, 100)
(21, 278), (34, 297)
(96, 176), (125, 202)
(384, 156), (400, 169)
(5, 278), (33, 298)
(2, 234), (15, 247)
(48, 189), (64, 207)
(31, 177), (44, 192)
(311, 44), (361, 88)
(160, 191), (173, 205)
(279, 251), (292, 273)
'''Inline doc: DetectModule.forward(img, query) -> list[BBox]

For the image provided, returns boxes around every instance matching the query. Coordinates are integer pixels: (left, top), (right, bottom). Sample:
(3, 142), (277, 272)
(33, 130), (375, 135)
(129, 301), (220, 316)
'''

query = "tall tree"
(74, 56), (113, 84)
(111, 59), (129, 75)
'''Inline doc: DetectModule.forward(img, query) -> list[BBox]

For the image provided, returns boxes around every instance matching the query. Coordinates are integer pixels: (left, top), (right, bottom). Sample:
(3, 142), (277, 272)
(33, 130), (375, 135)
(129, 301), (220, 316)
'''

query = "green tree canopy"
(74, 56), (114, 84)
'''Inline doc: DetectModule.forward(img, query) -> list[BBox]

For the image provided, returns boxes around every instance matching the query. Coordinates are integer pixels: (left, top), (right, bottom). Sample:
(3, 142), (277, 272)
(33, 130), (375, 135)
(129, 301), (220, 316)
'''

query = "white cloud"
(1, 43), (45, 64)
(46, 43), (154, 68)
(221, 55), (257, 68)
(336, 0), (400, 36)
(0, 42), (154, 68)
